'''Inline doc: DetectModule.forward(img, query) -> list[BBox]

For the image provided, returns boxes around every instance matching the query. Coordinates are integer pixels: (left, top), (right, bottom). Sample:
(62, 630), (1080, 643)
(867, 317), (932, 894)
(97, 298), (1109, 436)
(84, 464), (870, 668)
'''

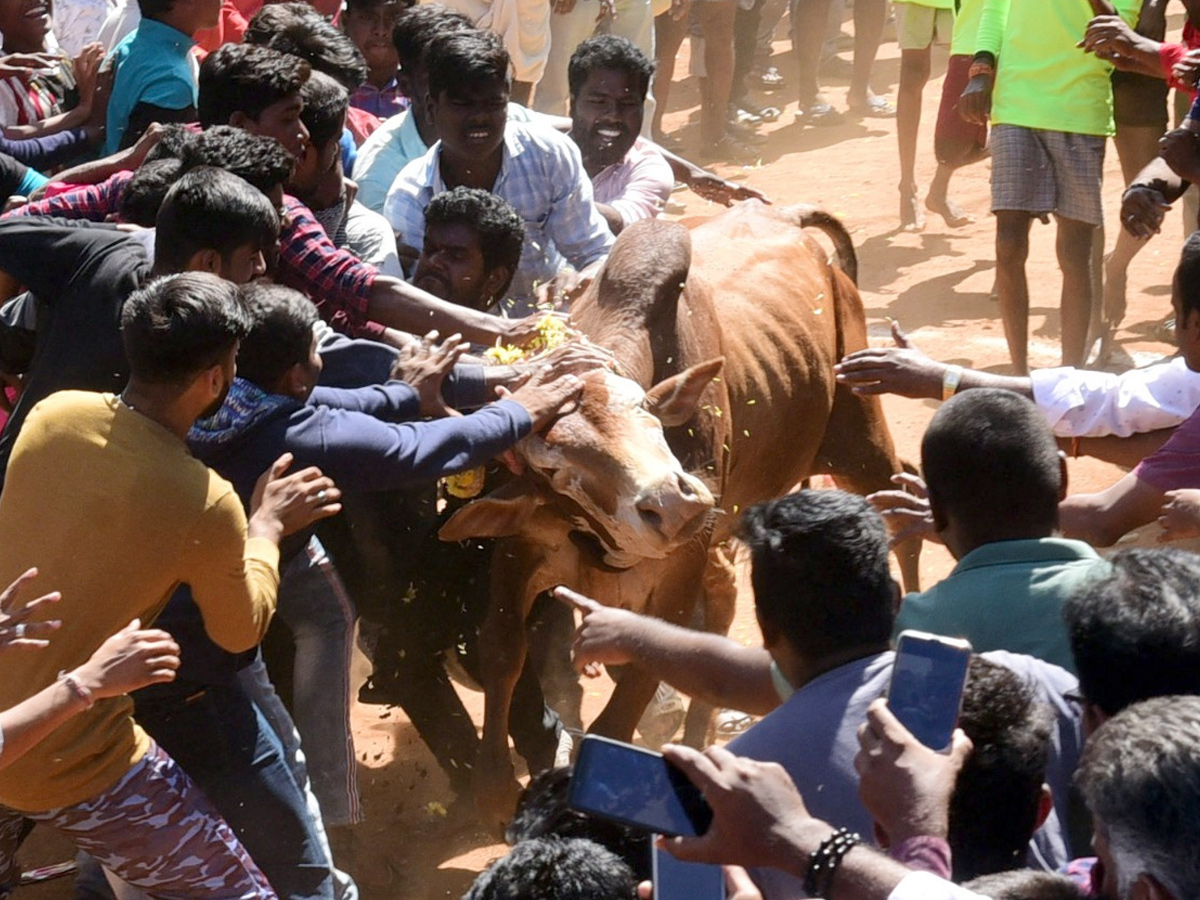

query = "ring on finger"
(13, 623), (25, 639)
(317, 489), (328, 504)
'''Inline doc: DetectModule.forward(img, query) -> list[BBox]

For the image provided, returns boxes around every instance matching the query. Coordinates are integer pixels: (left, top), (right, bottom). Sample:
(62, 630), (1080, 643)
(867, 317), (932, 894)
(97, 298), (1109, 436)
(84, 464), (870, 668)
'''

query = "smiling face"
(429, 78), (509, 162)
(570, 66), (643, 175)
(0, 0), (53, 52)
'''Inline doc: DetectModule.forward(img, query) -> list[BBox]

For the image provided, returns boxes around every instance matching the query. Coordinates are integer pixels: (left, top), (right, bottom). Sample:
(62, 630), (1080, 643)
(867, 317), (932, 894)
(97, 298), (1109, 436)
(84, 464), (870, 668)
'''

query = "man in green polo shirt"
(960, 0), (1139, 374)
(893, 389), (1108, 673)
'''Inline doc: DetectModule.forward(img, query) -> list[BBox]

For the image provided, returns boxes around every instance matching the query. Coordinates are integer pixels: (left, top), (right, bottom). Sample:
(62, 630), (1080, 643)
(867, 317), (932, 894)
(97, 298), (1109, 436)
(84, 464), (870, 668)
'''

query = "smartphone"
(652, 843), (725, 900)
(568, 734), (713, 836)
(887, 630), (973, 750)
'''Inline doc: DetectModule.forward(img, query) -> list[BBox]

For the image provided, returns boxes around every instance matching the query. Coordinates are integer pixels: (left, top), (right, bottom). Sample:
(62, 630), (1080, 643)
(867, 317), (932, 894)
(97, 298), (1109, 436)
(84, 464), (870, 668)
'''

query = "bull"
(439, 201), (919, 823)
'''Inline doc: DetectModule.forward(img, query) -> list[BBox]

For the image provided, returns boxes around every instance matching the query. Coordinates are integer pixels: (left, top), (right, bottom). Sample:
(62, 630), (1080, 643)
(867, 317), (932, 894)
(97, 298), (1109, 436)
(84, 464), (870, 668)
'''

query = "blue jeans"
(133, 684), (335, 900)
(269, 538), (361, 827)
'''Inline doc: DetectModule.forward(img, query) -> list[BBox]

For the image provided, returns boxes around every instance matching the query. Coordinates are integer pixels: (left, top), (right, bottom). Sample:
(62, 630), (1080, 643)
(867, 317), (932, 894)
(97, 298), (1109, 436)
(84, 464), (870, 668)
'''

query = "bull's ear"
(644, 357), (725, 427)
(438, 479), (545, 541)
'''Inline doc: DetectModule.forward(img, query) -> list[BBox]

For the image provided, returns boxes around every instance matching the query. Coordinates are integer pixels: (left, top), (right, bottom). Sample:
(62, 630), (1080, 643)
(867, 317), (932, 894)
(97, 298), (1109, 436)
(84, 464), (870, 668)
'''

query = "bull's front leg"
(588, 665), (661, 740)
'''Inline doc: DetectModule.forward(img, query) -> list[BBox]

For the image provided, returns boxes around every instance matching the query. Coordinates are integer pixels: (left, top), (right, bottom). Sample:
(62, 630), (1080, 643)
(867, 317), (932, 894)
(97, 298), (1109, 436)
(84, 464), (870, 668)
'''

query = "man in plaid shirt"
(384, 28), (614, 317)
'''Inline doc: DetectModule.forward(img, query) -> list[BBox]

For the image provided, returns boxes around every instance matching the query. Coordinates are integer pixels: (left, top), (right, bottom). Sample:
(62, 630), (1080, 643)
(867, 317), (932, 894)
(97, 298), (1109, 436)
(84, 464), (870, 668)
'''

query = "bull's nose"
(635, 473), (715, 542)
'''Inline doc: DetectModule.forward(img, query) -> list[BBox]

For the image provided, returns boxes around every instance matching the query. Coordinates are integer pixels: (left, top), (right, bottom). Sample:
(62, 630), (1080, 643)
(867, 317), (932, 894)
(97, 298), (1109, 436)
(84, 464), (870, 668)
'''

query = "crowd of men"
(2, 0), (1200, 898)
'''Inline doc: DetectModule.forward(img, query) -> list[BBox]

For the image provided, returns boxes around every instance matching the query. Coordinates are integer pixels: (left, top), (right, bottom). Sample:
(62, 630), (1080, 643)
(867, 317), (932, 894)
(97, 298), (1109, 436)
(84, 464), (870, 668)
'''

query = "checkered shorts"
(990, 124), (1106, 226)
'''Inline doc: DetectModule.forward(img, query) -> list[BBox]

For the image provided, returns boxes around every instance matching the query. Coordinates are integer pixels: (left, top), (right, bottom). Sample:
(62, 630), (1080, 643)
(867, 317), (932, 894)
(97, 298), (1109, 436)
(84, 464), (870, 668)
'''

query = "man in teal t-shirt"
(104, 0), (219, 154)
(893, 389), (1108, 674)
(959, 0), (1139, 375)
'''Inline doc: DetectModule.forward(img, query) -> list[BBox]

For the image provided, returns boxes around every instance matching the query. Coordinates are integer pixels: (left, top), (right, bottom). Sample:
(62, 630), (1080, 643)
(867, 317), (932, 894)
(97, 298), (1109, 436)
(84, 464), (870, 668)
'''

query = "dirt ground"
(14, 10), (1194, 900)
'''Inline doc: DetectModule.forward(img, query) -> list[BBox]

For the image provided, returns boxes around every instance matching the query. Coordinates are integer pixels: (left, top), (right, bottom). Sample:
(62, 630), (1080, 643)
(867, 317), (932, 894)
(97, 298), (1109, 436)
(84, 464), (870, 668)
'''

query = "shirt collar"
(952, 538), (1102, 575)
(134, 17), (196, 51)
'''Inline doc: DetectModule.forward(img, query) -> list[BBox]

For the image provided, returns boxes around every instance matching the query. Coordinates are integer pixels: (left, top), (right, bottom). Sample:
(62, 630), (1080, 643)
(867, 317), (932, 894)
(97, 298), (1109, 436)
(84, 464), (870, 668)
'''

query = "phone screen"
(652, 844), (725, 900)
(568, 735), (713, 836)
(887, 631), (972, 750)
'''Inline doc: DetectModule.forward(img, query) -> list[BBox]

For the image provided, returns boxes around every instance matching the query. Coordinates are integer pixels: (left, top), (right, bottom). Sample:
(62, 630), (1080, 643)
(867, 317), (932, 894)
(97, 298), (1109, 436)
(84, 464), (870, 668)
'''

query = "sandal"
(738, 99), (782, 122)
(797, 100), (844, 126)
(753, 65), (786, 91)
(848, 94), (897, 119)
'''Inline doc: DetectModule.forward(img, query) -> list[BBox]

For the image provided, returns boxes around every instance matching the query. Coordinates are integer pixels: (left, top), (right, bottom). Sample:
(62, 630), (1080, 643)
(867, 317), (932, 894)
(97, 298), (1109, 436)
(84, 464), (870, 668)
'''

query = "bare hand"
(1159, 127), (1200, 183)
(127, 122), (166, 168)
(392, 330), (468, 417)
(71, 619), (180, 699)
(502, 310), (572, 349)
(554, 585), (638, 677)
(533, 340), (617, 379)
(0, 568), (61, 651)
(854, 699), (972, 846)
(958, 73), (993, 126)
(658, 744), (831, 872)
(1173, 49), (1200, 89)
(500, 367), (584, 431)
(0, 53), (56, 85)
(249, 453), (342, 543)
(687, 171), (770, 206)
(535, 268), (594, 310)
(834, 321), (945, 399)
(868, 473), (942, 547)
(72, 43), (105, 114)
(1158, 489), (1200, 540)
(1120, 185), (1172, 239)
(1078, 15), (1153, 68)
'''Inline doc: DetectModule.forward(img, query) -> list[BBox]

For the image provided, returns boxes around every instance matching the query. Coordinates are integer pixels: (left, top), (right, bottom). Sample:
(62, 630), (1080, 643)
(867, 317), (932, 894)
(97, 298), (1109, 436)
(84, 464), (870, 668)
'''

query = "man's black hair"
(736, 490), (894, 659)
(300, 71), (350, 150)
(921, 389), (1062, 547)
(119, 159), (185, 226)
(264, 17), (369, 92)
(142, 123), (197, 164)
(425, 28), (510, 99)
(463, 837), (636, 900)
(1063, 547), (1200, 718)
(181, 126), (296, 195)
(121, 272), (250, 385)
(236, 283), (319, 390)
(567, 35), (655, 102)
(136, 0), (176, 22)
(244, 2), (325, 46)
(154, 167), (280, 274)
(949, 658), (1052, 882)
(198, 44), (311, 128)
(1177, 231), (1200, 321)
(506, 767), (651, 881)
(1077, 695), (1200, 900)
(425, 186), (524, 297)
(963, 871), (1087, 900)
(392, 4), (473, 66)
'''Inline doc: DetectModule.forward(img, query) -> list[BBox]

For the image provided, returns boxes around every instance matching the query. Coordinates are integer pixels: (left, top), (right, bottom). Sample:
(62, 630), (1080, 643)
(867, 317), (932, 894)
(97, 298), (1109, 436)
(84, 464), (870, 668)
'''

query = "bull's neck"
(576, 319), (654, 386)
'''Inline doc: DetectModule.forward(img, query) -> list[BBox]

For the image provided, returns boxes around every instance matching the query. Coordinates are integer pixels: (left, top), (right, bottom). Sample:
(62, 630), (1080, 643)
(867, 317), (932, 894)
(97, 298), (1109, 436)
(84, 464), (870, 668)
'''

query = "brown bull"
(439, 201), (918, 824)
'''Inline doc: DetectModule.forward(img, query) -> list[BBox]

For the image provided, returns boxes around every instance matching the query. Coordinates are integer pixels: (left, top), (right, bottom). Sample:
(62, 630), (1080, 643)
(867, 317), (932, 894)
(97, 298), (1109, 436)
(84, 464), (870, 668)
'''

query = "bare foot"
(925, 193), (974, 228)
(900, 185), (925, 232)
(1103, 253), (1128, 333)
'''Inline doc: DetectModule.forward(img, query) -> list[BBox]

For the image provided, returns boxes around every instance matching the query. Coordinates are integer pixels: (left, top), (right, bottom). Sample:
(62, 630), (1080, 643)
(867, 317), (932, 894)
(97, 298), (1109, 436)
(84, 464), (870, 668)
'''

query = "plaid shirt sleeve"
(279, 196), (378, 325)
(3, 170), (132, 220)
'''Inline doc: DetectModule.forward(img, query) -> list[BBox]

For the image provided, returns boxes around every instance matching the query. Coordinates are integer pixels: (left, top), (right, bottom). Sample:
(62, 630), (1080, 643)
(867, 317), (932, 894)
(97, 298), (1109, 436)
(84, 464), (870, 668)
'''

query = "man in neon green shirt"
(895, 0), (957, 230)
(960, 0), (1139, 374)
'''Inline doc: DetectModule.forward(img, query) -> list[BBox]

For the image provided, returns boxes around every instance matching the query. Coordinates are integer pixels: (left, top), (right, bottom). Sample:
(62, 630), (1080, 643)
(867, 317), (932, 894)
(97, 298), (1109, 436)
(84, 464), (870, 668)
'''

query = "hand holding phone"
(568, 735), (713, 836)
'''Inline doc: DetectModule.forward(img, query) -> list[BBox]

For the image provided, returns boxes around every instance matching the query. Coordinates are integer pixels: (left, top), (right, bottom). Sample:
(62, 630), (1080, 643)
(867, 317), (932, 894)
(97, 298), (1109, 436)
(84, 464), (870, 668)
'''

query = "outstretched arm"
(555, 587), (780, 715)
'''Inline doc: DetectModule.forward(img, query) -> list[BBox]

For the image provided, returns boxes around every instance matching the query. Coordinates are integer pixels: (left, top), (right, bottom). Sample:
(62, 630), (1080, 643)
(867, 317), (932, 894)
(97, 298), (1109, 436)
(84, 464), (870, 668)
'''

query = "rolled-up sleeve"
(1030, 359), (1200, 438)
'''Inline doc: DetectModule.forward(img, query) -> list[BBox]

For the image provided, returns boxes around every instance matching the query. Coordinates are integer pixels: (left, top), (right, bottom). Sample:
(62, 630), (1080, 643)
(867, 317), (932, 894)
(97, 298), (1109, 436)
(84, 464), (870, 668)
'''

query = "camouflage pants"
(1, 742), (276, 900)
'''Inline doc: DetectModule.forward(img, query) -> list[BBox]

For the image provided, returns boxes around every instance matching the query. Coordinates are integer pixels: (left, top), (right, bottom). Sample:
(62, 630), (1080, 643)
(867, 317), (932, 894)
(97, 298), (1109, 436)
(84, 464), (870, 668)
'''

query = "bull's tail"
(779, 203), (858, 285)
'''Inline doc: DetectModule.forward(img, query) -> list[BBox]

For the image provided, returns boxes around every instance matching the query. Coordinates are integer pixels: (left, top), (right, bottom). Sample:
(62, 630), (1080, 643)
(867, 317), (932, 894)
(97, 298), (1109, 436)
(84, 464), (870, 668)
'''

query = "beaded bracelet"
(967, 61), (995, 80)
(803, 827), (862, 898)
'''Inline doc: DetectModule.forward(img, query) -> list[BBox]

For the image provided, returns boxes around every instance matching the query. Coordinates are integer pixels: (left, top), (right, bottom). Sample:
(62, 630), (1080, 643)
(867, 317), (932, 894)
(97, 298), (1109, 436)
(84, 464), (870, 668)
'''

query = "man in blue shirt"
(104, 0), (219, 153)
(384, 27), (613, 316)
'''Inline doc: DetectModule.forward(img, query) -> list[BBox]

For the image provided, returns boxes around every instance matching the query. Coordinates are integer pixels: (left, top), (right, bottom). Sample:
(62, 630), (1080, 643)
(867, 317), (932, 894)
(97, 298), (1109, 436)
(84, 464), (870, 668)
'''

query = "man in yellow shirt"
(0, 170), (340, 900)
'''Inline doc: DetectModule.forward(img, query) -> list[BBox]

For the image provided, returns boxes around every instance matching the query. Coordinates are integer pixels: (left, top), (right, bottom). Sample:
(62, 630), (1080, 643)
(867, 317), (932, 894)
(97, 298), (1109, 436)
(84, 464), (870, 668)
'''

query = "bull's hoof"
(472, 758), (523, 836)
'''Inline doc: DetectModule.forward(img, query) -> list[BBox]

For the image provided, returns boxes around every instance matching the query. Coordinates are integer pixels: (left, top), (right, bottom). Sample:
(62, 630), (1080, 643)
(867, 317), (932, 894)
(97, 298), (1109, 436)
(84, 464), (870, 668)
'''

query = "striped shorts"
(0, 743), (276, 900)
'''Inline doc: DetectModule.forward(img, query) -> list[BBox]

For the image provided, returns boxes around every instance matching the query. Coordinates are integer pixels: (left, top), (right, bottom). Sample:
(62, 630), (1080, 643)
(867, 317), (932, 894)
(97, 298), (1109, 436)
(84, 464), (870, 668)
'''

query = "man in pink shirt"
(567, 34), (673, 235)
